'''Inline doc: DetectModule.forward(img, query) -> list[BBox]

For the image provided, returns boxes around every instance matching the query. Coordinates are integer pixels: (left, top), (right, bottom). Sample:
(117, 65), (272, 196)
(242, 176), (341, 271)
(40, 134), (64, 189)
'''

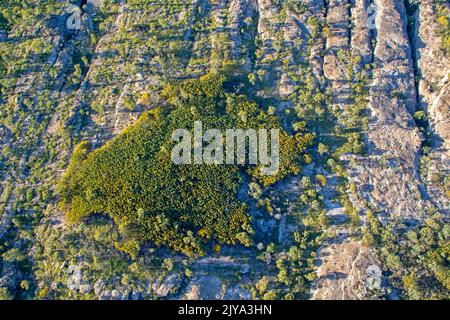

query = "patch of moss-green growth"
(58, 73), (313, 257)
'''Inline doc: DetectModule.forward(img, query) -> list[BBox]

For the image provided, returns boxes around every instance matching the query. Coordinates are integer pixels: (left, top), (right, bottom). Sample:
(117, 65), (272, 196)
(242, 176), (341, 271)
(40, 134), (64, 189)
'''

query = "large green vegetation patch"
(58, 74), (313, 257)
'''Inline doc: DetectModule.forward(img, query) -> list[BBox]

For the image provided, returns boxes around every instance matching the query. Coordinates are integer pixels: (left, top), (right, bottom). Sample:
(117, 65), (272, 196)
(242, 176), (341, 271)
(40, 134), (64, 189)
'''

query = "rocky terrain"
(0, 0), (448, 300)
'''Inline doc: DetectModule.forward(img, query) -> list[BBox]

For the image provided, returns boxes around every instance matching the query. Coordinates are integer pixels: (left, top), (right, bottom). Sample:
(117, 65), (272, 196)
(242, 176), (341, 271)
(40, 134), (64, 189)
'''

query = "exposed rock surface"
(0, 262), (20, 295)
(151, 273), (183, 298)
(312, 241), (378, 300)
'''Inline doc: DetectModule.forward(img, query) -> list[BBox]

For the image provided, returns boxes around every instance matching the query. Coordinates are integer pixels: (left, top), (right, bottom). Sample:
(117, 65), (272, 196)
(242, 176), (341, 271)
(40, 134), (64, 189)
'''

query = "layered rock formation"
(313, 0), (448, 299)
(415, 0), (450, 214)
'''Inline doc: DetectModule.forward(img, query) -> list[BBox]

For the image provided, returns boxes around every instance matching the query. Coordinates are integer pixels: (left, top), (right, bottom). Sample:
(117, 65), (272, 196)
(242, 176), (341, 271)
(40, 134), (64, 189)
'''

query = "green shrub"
(59, 74), (313, 257)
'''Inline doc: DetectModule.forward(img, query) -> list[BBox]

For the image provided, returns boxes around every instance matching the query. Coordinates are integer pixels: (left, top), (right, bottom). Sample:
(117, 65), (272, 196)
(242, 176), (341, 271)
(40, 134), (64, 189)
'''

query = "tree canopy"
(58, 73), (313, 257)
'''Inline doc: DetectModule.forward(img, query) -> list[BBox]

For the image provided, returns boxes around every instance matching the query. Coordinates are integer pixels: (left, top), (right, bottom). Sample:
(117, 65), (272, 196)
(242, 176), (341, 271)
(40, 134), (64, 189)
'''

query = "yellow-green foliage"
(437, 4), (450, 56)
(59, 74), (312, 257)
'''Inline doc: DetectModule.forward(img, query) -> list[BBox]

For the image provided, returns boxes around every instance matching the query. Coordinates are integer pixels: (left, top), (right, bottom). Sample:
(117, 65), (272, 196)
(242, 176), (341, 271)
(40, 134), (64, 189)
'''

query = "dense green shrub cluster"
(59, 74), (313, 257)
